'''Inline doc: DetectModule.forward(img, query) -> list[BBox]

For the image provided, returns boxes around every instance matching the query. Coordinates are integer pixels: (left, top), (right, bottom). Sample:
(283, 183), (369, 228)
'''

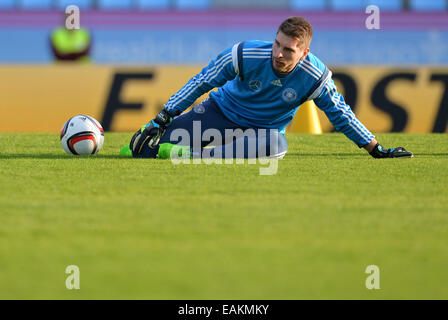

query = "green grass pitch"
(0, 133), (447, 299)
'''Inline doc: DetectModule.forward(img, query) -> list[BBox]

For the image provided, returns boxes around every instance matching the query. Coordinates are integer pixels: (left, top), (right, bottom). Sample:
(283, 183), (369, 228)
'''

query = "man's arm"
(130, 45), (238, 154)
(313, 79), (413, 158)
(163, 46), (238, 116)
(313, 78), (375, 149)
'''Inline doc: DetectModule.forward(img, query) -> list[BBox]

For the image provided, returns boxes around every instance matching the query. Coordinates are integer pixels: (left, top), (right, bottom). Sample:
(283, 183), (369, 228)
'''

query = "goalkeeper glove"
(130, 109), (174, 154)
(369, 143), (413, 159)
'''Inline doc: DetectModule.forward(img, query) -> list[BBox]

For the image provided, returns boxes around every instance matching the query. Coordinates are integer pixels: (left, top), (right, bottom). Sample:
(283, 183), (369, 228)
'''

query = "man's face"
(272, 31), (309, 74)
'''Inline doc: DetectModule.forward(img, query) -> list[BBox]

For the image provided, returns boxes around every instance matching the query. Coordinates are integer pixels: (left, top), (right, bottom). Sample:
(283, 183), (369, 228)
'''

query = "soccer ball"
(60, 115), (104, 155)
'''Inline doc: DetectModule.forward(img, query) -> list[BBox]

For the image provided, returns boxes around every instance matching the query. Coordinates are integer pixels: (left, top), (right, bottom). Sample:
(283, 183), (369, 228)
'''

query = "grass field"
(0, 132), (447, 300)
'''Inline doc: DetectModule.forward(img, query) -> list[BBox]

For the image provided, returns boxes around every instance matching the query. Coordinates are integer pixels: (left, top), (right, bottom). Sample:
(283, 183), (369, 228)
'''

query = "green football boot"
(119, 144), (133, 157)
(157, 143), (191, 159)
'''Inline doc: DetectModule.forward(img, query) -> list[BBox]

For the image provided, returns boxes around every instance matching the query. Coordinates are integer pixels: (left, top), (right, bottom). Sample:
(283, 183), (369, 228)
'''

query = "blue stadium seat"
(366, 0), (402, 11)
(176, 0), (210, 10)
(137, 0), (170, 10)
(20, 0), (53, 10)
(0, 0), (15, 9)
(56, 0), (94, 10)
(409, 0), (446, 11)
(332, 0), (364, 11)
(290, 0), (327, 10)
(98, 0), (134, 10)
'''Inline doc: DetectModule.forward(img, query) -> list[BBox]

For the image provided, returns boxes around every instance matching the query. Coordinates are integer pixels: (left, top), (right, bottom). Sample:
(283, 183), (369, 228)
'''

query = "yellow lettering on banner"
(110, 66), (209, 132)
(400, 68), (445, 133)
(0, 65), (447, 133)
(317, 67), (448, 133)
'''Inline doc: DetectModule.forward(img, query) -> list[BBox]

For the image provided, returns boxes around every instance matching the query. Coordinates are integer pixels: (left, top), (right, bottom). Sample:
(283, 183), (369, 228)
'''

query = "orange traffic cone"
(288, 100), (322, 134)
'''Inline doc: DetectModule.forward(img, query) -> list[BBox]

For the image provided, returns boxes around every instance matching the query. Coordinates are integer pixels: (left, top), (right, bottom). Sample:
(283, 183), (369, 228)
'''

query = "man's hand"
(369, 143), (413, 158)
(130, 109), (173, 154)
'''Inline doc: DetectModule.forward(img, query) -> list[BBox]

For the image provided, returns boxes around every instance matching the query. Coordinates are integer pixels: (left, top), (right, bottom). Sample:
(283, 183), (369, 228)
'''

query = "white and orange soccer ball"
(60, 115), (104, 155)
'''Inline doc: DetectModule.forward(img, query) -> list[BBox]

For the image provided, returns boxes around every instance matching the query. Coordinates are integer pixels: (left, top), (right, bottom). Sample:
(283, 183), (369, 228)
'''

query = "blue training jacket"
(164, 40), (374, 147)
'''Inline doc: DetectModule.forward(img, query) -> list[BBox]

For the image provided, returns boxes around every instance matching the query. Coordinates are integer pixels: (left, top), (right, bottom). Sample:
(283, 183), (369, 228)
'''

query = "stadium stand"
(97, 0), (134, 10)
(137, 0), (170, 10)
(290, 0), (327, 11)
(0, 0), (447, 65)
(56, 0), (94, 10)
(20, 0), (53, 9)
(331, 0), (365, 11)
(409, 0), (447, 11)
(0, 0), (446, 12)
(212, 0), (288, 9)
(176, 0), (210, 10)
(0, 0), (15, 9)
(366, 0), (402, 11)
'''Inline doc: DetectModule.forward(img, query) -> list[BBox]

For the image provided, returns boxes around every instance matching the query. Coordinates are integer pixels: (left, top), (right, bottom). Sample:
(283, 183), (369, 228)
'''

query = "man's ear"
(300, 48), (310, 60)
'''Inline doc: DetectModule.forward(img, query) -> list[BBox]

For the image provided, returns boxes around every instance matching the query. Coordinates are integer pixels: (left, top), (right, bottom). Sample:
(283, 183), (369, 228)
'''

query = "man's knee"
(276, 133), (288, 158)
(267, 131), (287, 158)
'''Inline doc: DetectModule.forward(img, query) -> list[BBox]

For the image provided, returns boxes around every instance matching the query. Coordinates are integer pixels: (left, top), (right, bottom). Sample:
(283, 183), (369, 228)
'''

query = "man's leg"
(205, 129), (288, 159)
(133, 98), (239, 158)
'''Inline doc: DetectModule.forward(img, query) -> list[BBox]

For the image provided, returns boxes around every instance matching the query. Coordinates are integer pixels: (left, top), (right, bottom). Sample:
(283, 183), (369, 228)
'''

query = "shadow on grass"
(288, 153), (362, 157)
(415, 153), (448, 157)
(0, 154), (130, 160)
(1, 153), (445, 160)
(289, 153), (447, 157)
(2, 152), (362, 159)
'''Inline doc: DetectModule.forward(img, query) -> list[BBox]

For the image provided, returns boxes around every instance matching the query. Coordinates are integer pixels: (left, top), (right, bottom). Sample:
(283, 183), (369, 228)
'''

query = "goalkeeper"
(129, 16), (412, 159)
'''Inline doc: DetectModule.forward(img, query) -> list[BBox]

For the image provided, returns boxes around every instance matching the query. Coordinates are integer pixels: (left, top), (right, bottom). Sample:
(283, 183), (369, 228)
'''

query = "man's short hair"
(277, 16), (313, 49)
